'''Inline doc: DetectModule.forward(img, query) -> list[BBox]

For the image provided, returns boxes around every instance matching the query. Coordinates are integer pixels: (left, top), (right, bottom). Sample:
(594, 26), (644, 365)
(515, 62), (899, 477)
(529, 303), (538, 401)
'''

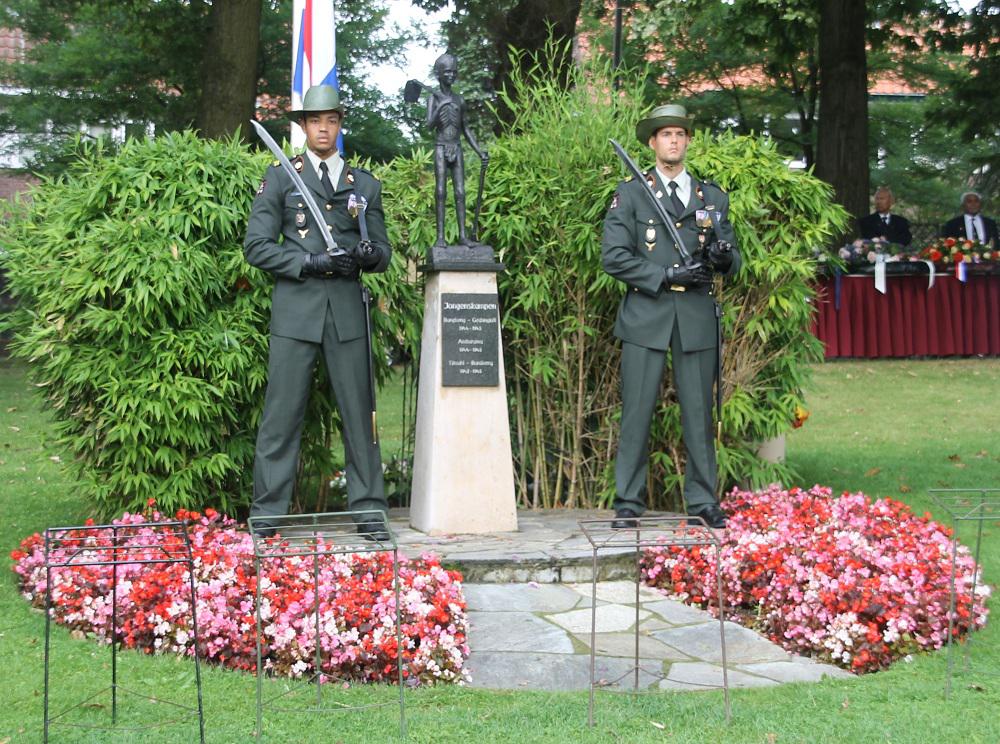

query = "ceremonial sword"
(349, 194), (379, 445)
(249, 119), (346, 256)
(609, 138), (696, 267)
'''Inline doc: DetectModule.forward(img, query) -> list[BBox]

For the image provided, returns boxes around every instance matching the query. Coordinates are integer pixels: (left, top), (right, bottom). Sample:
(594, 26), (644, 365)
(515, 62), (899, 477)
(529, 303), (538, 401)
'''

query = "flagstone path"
(386, 509), (853, 692)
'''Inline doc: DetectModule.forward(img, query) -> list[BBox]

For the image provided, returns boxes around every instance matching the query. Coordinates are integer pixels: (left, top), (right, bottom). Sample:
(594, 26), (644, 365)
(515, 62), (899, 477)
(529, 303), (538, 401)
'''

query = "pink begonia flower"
(640, 484), (990, 673)
(11, 509), (470, 686)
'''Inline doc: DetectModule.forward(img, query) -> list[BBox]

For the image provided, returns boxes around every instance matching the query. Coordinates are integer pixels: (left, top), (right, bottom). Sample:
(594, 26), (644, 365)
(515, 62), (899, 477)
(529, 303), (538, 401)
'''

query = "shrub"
(0, 133), (418, 518)
(453, 46), (850, 509)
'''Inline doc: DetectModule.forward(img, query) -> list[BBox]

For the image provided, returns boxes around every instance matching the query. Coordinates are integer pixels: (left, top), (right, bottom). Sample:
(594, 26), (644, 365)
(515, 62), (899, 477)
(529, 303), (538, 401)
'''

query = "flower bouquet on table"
(833, 238), (925, 275)
(919, 238), (999, 276)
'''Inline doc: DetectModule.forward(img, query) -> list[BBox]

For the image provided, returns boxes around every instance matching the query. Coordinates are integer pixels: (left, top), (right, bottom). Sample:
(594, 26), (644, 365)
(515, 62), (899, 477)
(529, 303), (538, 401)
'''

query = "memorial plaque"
(441, 292), (500, 386)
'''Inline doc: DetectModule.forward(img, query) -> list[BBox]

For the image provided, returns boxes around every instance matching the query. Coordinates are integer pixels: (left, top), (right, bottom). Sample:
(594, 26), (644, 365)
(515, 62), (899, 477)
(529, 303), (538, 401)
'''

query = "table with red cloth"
(812, 273), (1000, 358)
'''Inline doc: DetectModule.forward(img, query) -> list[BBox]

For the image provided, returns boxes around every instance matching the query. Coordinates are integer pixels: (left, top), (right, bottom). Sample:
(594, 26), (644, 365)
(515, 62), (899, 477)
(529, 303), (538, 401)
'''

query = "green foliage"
(465, 47), (847, 509)
(0, 0), (414, 167)
(0, 132), (420, 519)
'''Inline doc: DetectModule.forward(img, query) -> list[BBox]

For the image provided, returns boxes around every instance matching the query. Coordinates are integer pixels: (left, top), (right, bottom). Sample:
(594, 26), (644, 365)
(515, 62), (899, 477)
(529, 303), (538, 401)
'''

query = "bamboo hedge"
(1, 51), (846, 517)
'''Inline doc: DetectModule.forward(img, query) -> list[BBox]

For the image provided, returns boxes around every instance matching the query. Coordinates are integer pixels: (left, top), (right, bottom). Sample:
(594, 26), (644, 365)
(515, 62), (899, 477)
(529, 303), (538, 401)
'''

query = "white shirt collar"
(655, 167), (691, 208)
(305, 149), (344, 189)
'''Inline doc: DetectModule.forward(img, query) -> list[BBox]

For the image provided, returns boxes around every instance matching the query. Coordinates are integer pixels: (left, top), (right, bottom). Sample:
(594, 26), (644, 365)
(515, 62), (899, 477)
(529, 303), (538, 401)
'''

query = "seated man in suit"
(857, 186), (912, 246)
(942, 191), (998, 247)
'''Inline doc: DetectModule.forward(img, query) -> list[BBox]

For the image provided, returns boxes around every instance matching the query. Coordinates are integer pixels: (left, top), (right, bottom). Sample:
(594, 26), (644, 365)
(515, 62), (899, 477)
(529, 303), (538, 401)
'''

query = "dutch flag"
(955, 260), (968, 283)
(292, 0), (342, 151)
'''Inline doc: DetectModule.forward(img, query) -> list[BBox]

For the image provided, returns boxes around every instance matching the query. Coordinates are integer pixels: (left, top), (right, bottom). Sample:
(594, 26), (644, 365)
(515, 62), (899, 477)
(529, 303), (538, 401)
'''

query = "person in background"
(941, 191), (998, 247)
(857, 186), (912, 246)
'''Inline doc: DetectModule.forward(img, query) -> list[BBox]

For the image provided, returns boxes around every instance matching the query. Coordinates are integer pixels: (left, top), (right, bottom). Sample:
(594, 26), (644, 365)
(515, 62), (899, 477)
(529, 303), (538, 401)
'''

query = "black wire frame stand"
(928, 488), (999, 697)
(42, 519), (206, 743)
(578, 516), (731, 727)
(249, 510), (406, 741)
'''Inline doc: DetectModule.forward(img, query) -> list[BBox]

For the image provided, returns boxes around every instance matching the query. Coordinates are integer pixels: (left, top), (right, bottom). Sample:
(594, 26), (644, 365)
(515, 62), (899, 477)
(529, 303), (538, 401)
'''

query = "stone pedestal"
(410, 260), (518, 534)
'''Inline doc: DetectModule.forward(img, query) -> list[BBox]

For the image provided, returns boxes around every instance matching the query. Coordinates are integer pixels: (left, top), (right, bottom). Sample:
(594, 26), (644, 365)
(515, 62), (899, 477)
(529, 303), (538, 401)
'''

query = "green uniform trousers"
(250, 304), (387, 526)
(615, 322), (717, 515)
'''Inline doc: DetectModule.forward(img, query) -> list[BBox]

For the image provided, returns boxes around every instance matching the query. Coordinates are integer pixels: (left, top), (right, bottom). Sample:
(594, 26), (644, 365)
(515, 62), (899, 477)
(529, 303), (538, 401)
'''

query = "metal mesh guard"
(247, 510), (397, 559)
(928, 489), (1000, 522)
(578, 515), (721, 550)
(44, 520), (193, 568)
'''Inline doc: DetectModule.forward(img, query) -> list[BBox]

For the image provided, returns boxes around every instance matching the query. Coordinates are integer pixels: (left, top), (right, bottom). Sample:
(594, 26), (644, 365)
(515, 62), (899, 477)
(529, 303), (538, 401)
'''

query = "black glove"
(302, 252), (358, 277)
(664, 262), (713, 288)
(707, 240), (734, 272)
(352, 240), (381, 271)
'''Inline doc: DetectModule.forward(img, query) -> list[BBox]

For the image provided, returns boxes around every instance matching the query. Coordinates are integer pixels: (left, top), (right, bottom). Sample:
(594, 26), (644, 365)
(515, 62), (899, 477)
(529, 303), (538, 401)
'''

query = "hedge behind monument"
(0, 132), (418, 518)
(467, 48), (849, 510)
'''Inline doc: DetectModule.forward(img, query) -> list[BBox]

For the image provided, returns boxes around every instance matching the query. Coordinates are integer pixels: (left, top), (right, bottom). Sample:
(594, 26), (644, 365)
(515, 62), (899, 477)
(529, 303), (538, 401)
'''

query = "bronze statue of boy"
(407, 53), (488, 248)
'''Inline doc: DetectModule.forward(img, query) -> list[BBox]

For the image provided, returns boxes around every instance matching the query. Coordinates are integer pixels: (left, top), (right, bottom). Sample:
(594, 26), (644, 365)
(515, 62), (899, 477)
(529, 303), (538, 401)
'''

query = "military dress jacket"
(601, 171), (740, 352)
(244, 155), (391, 344)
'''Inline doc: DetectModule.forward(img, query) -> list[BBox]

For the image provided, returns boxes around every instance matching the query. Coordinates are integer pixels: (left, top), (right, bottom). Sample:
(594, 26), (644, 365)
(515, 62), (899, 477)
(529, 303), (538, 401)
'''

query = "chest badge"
(297, 228), (309, 239)
(295, 211), (307, 228)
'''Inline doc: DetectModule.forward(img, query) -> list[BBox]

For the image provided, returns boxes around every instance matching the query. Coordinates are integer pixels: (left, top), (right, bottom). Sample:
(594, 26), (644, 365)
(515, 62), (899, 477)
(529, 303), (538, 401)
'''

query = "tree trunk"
(491, 0), (582, 126)
(815, 0), (869, 239)
(196, 0), (263, 140)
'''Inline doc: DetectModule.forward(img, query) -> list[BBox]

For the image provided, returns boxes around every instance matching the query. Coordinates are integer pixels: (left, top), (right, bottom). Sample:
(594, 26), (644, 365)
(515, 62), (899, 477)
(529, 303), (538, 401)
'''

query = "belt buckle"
(669, 284), (687, 292)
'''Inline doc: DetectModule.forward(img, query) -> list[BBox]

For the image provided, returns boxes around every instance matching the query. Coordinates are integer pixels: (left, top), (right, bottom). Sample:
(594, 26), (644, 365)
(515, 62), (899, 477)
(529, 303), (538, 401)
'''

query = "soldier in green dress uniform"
(602, 104), (741, 529)
(244, 85), (390, 539)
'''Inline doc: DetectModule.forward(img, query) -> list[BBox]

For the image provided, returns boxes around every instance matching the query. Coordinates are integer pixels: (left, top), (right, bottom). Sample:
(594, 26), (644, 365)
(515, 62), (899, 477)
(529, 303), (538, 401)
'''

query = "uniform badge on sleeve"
(609, 192), (620, 210)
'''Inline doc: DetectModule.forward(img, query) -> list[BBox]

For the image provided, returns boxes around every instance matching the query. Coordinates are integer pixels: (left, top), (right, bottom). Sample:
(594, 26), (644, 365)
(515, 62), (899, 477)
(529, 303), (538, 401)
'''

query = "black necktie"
(883, 214), (890, 225)
(319, 161), (335, 200)
(667, 180), (685, 216)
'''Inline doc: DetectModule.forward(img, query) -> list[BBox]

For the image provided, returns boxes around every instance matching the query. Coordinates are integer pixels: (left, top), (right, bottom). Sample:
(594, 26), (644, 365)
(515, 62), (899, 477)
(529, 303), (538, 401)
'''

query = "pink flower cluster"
(641, 485), (991, 673)
(11, 508), (469, 686)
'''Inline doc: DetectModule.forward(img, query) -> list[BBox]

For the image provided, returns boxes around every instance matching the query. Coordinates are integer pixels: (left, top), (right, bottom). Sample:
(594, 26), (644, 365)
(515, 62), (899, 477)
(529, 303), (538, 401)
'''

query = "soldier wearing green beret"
(602, 104), (741, 530)
(244, 85), (390, 540)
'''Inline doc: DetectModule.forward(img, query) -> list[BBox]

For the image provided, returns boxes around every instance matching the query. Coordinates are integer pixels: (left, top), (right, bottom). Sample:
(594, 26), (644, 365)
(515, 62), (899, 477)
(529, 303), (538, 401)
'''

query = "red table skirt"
(812, 275), (1000, 358)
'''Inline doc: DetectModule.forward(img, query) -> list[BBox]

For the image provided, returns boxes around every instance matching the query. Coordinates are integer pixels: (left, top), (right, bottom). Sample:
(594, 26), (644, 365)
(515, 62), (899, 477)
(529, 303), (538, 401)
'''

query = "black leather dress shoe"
(611, 508), (640, 529)
(250, 524), (276, 539)
(687, 503), (727, 529)
(357, 518), (391, 543)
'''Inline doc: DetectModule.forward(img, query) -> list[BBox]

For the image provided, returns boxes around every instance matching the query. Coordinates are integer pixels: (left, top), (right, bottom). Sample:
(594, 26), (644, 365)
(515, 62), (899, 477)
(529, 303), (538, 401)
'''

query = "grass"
(1, 356), (998, 743)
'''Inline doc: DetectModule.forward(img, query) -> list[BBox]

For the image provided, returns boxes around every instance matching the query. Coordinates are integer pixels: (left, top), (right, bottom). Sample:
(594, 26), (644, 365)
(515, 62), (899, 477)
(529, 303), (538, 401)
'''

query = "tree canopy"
(0, 0), (414, 166)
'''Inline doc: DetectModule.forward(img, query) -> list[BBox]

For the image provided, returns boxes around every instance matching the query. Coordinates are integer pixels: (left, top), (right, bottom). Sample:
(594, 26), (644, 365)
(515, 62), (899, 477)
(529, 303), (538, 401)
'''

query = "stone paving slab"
(464, 583), (583, 613)
(650, 621), (793, 664)
(546, 604), (651, 634)
(467, 610), (575, 654)
(572, 632), (691, 661)
(376, 511), (850, 693)
(660, 662), (778, 690)
(463, 582), (850, 693)
(465, 652), (664, 691)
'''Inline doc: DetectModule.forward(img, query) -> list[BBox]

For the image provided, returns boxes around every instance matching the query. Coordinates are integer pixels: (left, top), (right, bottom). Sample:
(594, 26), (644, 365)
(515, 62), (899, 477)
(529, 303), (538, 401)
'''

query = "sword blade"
(609, 138), (694, 266)
(249, 120), (344, 256)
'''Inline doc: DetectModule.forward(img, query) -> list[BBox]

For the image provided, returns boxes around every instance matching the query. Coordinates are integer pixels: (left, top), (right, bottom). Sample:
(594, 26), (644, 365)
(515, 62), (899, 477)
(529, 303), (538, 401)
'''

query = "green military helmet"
(295, 85), (346, 117)
(635, 103), (694, 144)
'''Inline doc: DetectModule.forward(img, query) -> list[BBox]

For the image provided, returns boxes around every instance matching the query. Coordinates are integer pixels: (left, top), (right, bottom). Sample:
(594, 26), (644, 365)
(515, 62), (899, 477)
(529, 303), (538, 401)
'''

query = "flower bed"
(11, 509), (469, 685)
(641, 485), (990, 673)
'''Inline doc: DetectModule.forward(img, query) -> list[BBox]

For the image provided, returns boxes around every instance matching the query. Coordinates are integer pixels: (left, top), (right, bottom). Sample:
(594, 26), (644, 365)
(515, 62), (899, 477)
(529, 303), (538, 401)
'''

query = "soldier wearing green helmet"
(244, 84), (391, 540)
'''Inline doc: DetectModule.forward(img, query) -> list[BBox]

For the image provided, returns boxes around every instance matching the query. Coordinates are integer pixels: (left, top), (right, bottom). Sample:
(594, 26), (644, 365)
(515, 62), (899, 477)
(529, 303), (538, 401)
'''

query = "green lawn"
(1, 356), (998, 743)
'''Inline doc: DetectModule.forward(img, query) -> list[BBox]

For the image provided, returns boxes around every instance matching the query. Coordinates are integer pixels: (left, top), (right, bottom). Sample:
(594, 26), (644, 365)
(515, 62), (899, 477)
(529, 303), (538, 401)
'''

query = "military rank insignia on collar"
(292, 156), (304, 172)
(346, 170), (355, 184)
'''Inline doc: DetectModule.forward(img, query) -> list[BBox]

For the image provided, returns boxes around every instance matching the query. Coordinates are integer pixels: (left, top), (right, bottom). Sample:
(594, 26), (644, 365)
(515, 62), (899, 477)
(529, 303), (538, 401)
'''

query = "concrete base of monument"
(409, 267), (519, 534)
(389, 508), (678, 584)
